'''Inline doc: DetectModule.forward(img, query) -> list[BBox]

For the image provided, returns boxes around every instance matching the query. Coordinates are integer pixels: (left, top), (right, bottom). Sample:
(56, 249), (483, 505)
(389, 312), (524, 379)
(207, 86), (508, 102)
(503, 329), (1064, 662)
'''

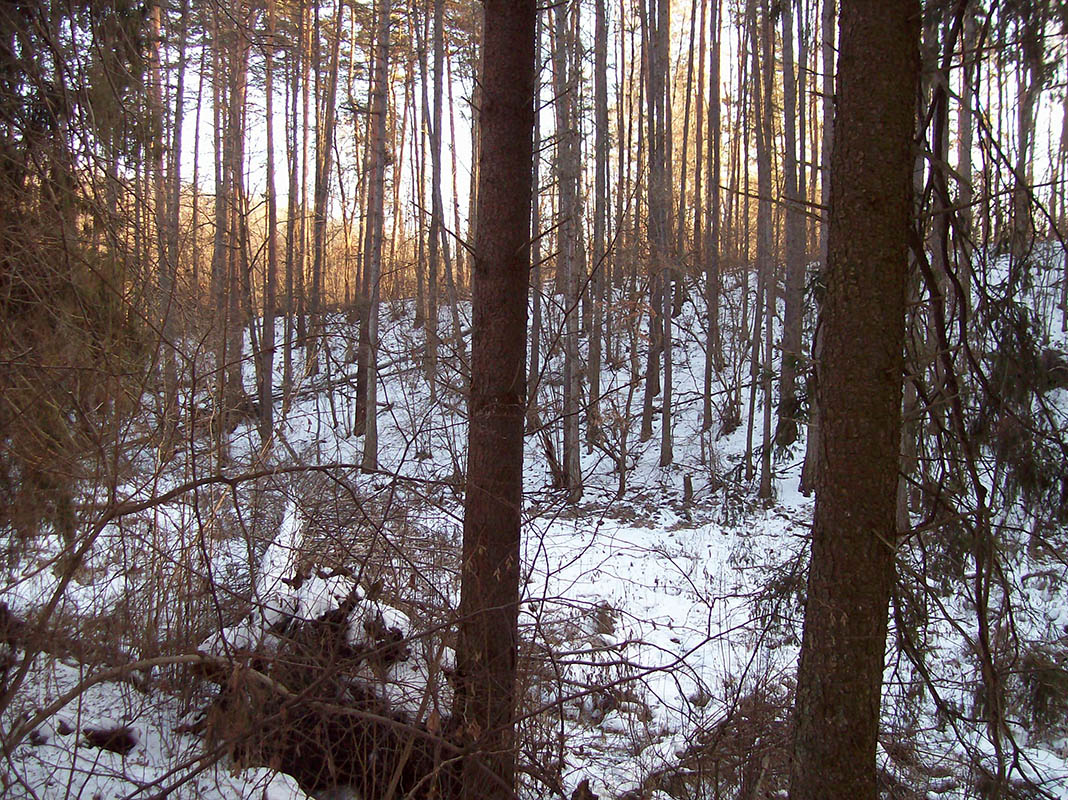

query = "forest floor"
(3, 250), (1068, 799)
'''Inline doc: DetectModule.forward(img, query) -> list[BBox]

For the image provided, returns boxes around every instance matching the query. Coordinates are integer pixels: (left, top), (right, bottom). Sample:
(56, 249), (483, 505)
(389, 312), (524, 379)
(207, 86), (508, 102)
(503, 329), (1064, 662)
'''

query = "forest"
(1, 0), (1067, 798)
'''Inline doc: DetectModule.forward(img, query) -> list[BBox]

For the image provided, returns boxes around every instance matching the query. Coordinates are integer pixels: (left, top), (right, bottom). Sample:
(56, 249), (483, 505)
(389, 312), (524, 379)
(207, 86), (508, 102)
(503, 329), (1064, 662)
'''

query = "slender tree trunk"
(454, 4), (535, 799)
(357, 0), (391, 470)
(777, 0), (806, 448)
(640, 0), (667, 445)
(788, 2), (918, 797)
(703, 0), (723, 431)
(799, 0), (835, 496)
(283, 6), (303, 401)
(957, 4), (975, 321)
(148, 0), (177, 414)
(260, 0), (279, 445)
(210, 8), (232, 459)
(413, 7), (428, 331)
(527, 12), (543, 431)
(551, 0), (582, 502)
(587, 0), (609, 449)
(296, 0), (311, 351)
(424, 0), (445, 400)
(751, 0), (774, 499)
(308, 0), (343, 376)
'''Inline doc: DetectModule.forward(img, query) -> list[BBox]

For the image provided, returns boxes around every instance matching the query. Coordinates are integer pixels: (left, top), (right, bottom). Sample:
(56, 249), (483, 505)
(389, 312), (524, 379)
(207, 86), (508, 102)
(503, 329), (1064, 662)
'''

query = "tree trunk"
(260, 0), (279, 445)
(357, 0), (390, 470)
(703, 0), (723, 431)
(308, 0), (343, 376)
(527, 12), (543, 431)
(777, 0), (806, 449)
(788, 2), (918, 798)
(453, 3), (535, 799)
(799, 0), (835, 497)
(551, 0), (582, 502)
(755, 2), (774, 500)
(148, 0), (176, 416)
(588, 0), (609, 450)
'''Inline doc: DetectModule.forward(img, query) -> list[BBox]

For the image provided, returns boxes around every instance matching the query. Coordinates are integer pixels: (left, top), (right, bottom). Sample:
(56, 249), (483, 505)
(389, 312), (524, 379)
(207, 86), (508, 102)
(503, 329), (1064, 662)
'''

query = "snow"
(3, 245), (1068, 798)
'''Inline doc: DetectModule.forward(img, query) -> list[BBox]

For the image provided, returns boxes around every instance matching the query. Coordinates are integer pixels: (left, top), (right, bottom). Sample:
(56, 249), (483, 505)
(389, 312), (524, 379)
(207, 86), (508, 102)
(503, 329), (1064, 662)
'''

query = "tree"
(452, 1), (536, 798)
(788, 1), (919, 799)
(776, 0), (806, 449)
(550, 0), (583, 502)
(356, 0), (391, 469)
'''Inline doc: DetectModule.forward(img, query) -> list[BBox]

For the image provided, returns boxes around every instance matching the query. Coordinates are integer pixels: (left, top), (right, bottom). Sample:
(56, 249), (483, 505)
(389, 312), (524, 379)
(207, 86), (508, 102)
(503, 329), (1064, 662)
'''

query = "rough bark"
(453, 2), (535, 798)
(788, 2), (918, 798)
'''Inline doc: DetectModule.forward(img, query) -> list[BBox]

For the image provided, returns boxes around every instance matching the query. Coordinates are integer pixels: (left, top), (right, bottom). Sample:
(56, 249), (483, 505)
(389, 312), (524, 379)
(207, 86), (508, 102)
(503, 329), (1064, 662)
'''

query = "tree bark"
(357, 0), (390, 470)
(588, 0), (609, 450)
(755, 2), (774, 500)
(551, 0), (583, 502)
(777, 0), (806, 449)
(453, 3), (535, 799)
(799, 0), (835, 496)
(260, 0), (279, 445)
(788, 2), (918, 798)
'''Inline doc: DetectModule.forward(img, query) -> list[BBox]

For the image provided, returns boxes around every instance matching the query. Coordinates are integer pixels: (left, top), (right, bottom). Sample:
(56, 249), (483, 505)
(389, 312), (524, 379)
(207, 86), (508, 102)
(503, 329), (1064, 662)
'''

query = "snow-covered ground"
(3, 245), (1068, 799)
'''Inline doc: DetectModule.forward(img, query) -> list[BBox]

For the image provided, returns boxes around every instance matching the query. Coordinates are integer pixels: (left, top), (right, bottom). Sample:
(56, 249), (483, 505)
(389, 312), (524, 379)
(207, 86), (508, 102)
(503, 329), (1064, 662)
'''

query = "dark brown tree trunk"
(423, 0), (446, 399)
(639, 0), (667, 445)
(777, 0), (805, 449)
(788, 2), (918, 799)
(527, 12), (543, 430)
(588, 0), (609, 449)
(282, 3), (303, 400)
(260, 0), (279, 445)
(308, 0), (343, 376)
(148, 0), (176, 413)
(357, 0), (390, 469)
(755, 2), (774, 500)
(799, 0), (835, 497)
(453, 2), (535, 798)
(551, 0), (582, 502)
(703, 0), (723, 431)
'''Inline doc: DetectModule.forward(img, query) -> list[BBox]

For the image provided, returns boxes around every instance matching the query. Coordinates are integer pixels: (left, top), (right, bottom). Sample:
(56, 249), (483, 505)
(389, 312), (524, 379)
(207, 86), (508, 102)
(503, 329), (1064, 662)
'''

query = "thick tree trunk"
(788, 2), (918, 799)
(453, 3), (535, 799)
